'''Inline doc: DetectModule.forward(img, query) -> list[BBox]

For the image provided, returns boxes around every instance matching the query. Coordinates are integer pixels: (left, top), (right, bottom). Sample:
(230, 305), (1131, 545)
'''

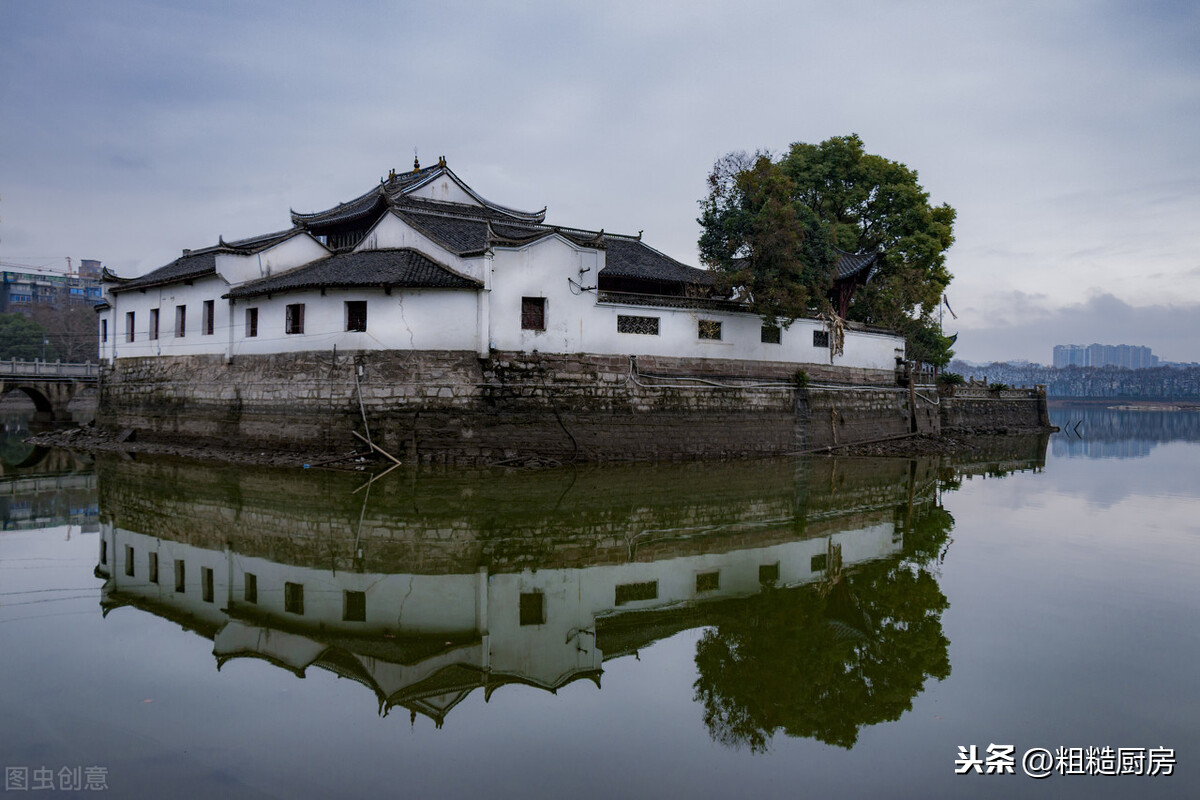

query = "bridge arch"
(1, 385), (57, 419)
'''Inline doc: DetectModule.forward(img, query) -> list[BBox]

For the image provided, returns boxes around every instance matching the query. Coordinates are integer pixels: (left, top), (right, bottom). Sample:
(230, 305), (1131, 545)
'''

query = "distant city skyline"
(1053, 343), (1160, 369)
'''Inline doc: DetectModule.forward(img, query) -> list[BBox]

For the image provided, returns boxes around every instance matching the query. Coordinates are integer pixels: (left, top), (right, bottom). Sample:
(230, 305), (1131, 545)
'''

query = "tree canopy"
(698, 134), (957, 365)
(0, 313), (56, 361)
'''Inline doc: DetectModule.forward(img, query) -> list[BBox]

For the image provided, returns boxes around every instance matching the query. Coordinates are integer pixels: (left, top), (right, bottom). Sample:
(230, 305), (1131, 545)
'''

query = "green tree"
(0, 313), (56, 361)
(692, 502), (954, 751)
(698, 135), (956, 362)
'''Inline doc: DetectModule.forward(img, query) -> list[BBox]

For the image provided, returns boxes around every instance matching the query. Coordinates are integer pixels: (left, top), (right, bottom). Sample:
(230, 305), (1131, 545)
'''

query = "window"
(617, 315), (660, 335)
(285, 304), (305, 335)
(284, 581), (304, 614)
(761, 324), (781, 344)
(519, 592), (545, 626)
(149, 308), (159, 340)
(244, 573), (258, 604)
(149, 552), (159, 584)
(343, 590), (366, 622)
(813, 330), (830, 348)
(100, 538), (107, 565)
(695, 571), (720, 592)
(811, 553), (828, 572)
(759, 562), (780, 585)
(345, 301), (367, 332)
(175, 559), (186, 593)
(202, 300), (214, 335)
(175, 305), (186, 338)
(698, 319), (722, 340)
(245, 308), (258, 338)
(125, 312), (135, 343)
(124, 545), (135, 577)
(201, 567), (214, 603)
(101, 319), (108, 344)
(521, 297), (545, 331)
(615, 580), (658, 606)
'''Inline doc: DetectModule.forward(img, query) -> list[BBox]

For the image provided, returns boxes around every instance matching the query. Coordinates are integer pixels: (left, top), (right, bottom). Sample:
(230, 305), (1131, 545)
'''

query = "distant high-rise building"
(1053, 343), (1160, 369)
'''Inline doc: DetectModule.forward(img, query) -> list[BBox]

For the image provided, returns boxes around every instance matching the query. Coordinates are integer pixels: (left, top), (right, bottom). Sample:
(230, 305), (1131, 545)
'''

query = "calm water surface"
(1, 408), (1196, 799)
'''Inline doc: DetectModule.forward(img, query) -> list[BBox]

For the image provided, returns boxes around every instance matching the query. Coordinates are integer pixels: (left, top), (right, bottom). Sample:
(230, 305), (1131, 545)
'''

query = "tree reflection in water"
(693, 503), (955, 751)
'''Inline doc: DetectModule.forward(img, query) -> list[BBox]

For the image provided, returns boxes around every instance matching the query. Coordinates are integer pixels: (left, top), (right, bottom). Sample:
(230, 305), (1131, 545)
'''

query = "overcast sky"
(2, 0), (1197, 363)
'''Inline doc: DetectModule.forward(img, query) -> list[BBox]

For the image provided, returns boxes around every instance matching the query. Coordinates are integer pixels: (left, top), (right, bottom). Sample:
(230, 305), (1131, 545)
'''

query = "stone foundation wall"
(939, 386), (1051, 433)
(98, 351), (1045, 462)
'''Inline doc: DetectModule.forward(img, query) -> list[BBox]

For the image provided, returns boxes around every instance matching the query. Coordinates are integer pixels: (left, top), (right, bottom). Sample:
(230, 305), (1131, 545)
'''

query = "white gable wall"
(353, 212), (484, 281)
(216, 235), (330, 286)
(404, 173), (482, 207)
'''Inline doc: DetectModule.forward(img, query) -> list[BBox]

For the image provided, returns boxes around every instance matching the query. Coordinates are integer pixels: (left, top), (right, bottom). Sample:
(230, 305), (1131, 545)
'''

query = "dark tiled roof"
(227, 248), (480, 298)
(290, 166), (442, 226)
(600, 238), (715, 286)
(108, 229), (312, 294)
(292, 165), (546, 228)
(833, 249), (880, 281)
(109, 251), (218, 293)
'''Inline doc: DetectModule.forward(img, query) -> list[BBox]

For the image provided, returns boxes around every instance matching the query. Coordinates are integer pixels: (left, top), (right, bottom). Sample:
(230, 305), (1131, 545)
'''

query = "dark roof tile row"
(226, 249), (480, 299)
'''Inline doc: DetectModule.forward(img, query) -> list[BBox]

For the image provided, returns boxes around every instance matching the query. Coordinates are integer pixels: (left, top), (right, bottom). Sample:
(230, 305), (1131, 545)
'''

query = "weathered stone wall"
(939, 386), (1051, 433)
(97, 350), (1046, 462)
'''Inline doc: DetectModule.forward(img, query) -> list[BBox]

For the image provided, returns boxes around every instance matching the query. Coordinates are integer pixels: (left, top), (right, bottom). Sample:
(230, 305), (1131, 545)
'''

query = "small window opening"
(519, 592), (545, 626)
(521, 297), (546, 331)
(345, 301), (367, 332)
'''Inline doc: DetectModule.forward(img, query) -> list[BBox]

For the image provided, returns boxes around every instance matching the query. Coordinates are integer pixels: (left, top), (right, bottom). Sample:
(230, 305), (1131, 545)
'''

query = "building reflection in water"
(92, 437), (1046, 747)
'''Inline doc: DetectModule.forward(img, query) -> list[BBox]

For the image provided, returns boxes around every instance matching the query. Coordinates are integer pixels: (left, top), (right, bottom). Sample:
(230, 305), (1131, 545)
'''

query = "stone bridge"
(0, 359), (99, 422)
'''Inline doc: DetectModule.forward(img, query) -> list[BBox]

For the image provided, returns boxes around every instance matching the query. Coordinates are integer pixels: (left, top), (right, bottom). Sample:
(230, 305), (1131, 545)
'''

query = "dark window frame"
(813, 330), (830, 348)
(245, 307), (258, 338)
(202, 300), (215, 336)
(285, 304), (305, 335)
(345, 300), (367, 332)
(761, 324), (781, 344)
(616, 315), (660, 335)
(521, 297), (546, 331)
(343, 590), (366, 622)
(175, 305), (186, 338)
(125, 312), (135, 343)
(148, 308), (159, 341)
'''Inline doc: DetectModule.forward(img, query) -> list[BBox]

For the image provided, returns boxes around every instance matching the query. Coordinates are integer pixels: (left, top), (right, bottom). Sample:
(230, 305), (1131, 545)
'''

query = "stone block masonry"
(97, 350), (1040, 463)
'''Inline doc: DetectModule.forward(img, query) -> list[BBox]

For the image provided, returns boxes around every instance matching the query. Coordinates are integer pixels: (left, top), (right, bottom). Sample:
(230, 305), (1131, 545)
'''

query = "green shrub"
(793, 369), (809, 388)
(937, 371), (964, 386)
(988, 382), (1010, 392)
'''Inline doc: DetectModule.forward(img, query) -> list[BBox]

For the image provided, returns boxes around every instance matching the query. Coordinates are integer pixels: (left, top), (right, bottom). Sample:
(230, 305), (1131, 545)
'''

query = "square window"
(695, 571), (720, 592)
(343, 590), (366, 622)
(201, 566), (214, 603)
(614, 580), (658, 606)
(124, 545), (135, 577)
(284, 581), (304, 615)
(345, 301), (367, 332)
(202, 300), (214, 335)
(813, 330), (830, 348)
(761, 324), (781, 344)
(125, 312), (135, 343)
(810, 553), (828, 572)
(148, 309), (159, 341)
(759, 562), (780, 585)
(245, 307), (258, 338)
(698, 320), (722, 340)
(174, 559), (186, 593)
(521, 297), (545, 331)
(244, 572), (258, 604)
(175, 305), (186, 338)
(285, 304), (305, 335)
(519, 592), (545, 626)
(616, 315), (660, 335)
(148, 552), (159, 584)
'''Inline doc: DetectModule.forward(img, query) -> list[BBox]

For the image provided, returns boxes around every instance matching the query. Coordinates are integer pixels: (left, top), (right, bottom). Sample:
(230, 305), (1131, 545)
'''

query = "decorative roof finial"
(413, 148), (420, 172)
(438, 155), (446, 168)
